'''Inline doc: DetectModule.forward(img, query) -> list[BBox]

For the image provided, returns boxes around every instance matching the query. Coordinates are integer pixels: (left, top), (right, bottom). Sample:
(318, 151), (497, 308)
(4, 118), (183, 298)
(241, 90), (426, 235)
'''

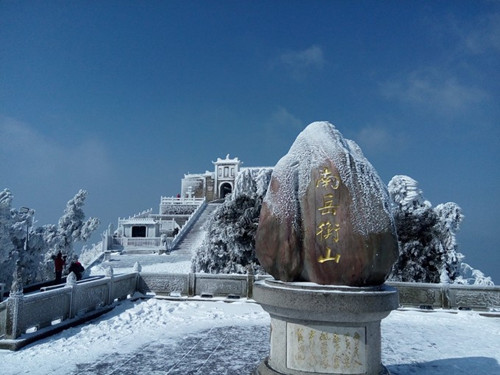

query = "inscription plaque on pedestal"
(287, 323), (366, 374)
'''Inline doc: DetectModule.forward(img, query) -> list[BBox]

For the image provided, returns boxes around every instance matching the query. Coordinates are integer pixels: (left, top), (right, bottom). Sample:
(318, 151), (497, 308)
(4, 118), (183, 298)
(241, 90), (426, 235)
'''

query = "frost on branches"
(0, 189), (16, 286)
(0, 188), (99, 288)
(54, 190), (100, 256)
(191, 168), (273, 274)
(388, 175), (493, 285)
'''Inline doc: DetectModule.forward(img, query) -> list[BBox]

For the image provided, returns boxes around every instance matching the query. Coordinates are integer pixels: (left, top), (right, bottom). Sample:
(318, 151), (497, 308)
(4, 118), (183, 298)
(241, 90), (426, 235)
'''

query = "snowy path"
(1, 298), (499, 375)
(74, 325), (269, 375)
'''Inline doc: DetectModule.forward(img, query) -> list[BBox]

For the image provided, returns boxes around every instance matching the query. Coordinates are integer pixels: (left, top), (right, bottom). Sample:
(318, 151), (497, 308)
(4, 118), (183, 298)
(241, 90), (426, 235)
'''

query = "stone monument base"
(253, 279), (398, 375)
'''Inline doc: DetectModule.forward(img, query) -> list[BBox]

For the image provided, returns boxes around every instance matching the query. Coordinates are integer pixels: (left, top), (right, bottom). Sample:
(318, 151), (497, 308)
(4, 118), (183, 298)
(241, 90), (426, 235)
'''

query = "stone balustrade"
(1, 272), (498, 351)
(160, 197), (205, 205)
(138, 272), (269, 298)
(120, 237), (162, 248)
(387, 281), (500, 310)
(0, 273), (137, 350)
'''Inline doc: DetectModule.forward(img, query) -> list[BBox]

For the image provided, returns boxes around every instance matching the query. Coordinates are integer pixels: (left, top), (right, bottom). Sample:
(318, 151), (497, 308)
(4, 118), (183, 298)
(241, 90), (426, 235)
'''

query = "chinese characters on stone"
(316, 167), (342, 264)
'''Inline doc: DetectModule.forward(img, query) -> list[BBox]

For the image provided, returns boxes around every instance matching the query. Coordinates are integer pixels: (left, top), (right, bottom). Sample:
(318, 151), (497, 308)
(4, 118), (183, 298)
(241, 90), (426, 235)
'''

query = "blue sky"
(1, 1), (499, 282)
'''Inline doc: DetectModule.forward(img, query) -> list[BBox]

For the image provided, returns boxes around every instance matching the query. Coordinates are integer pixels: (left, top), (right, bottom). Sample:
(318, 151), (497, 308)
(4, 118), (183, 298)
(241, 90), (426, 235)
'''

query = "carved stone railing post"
(188, 273), (195, 297)
(246, 265), (255, 299)
(5, 262), (24, 339)
(5, 292), (23, 339)
(133, 262), (142, 293)
(106, 266), (114, 305)
(66, 272), (77, 319)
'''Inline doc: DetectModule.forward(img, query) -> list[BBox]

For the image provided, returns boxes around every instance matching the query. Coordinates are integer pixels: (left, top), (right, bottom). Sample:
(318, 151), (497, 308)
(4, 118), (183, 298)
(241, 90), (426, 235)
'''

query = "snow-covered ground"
(1, 296), (499, 375)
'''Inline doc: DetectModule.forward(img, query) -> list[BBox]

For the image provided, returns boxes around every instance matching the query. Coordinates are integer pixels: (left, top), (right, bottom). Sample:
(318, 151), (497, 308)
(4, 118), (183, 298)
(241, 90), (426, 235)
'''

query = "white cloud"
(355, 125), (407, 155)
(380, 69), (488, 116)
(274, 45), (325, 79)
(260, 107), (304, 157)
(279, 45), (325, 69)
(462, 13), (500, 55)
(270, 107), (303, 130)
(0, 116), (113, 191)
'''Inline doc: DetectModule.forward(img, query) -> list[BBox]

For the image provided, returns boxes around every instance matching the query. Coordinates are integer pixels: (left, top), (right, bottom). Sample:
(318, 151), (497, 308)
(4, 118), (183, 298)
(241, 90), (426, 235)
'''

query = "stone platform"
(253, 279), (399, 375)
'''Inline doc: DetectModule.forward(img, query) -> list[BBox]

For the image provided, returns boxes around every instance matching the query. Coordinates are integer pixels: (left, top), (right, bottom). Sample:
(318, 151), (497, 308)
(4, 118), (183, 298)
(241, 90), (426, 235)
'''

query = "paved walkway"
(73, 325), (269, 375)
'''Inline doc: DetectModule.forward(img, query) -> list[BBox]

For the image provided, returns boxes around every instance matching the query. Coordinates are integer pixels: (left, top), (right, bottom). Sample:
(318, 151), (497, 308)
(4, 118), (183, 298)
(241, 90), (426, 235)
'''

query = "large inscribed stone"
(255, 121), (398, 286)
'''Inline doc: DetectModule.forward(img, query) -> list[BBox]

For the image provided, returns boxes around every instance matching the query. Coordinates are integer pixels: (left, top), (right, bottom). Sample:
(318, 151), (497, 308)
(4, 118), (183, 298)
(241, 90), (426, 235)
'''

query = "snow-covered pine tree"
(388, 175), (491, 285)
(0, 189), (99, 287)
(0, 189), (46, 286)
(434, 202), (464, 283)
(388, 176), (444, 283)
(12, 208), (49, 286)
(0, 189), (16, 285)
(53, 189), (100, 260)
(191, 168), (272, 274)
(389, 175), (451, 283)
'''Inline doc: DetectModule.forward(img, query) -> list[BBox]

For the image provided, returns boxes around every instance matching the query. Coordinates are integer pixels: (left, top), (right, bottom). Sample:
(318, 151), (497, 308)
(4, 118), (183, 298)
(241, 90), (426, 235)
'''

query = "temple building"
(108, 155), (243, 254)
(181, 154), (241, 201)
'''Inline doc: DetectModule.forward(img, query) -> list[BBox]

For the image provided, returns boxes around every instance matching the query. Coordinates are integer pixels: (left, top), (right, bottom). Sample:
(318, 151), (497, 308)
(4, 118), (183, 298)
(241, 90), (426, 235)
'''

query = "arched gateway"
(219, 182), (232, 198)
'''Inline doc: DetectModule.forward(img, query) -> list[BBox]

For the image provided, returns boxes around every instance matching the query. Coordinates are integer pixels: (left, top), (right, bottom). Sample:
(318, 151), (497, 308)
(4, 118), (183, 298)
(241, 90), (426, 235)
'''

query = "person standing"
(53, 252), (66, 284)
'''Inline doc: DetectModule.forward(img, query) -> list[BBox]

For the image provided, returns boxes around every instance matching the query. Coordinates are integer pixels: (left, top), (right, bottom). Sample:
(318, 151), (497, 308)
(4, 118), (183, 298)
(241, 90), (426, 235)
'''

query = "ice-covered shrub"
(0, 188), (99, 287)
(191, 168), (272, 274)
(388, 175), (492, 285)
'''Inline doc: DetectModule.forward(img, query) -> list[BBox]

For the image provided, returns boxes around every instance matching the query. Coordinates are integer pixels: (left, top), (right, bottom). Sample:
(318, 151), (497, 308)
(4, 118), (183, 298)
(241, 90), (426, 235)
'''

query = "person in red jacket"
(53, 252), (66, 284)
(68, 258), (85, 281)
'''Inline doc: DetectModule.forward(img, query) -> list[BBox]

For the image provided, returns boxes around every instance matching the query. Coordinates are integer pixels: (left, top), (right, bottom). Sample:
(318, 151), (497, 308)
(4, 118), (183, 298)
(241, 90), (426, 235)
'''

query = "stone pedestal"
(253, 279), (398, 375)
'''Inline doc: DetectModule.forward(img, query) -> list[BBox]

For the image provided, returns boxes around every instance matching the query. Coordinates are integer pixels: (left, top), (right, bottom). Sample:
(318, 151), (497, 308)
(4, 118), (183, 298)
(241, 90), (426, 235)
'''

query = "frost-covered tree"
(388, 175), (491, 285)
(0, 189), (44, 286)
(53, 189), (99, 258)
(454, 263), (494, 286)
(37, 190), (100, 280)
(191, 168), (272, 274)
(0, 189), (99, 287)
(434, 202), (463, 282)
(0, 189), (16, 285)
(388, 176), (443, 283)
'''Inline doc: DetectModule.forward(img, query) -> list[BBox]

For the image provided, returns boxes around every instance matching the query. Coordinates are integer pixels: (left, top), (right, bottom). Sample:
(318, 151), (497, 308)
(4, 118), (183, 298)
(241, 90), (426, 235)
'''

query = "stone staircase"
(171, 202), (221, 257)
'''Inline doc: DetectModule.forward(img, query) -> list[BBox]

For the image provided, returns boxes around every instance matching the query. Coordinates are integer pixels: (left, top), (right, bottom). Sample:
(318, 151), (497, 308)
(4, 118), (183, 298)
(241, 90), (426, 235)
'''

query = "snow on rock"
(265, 121), (394, 235)
(256, 121), (398, 286)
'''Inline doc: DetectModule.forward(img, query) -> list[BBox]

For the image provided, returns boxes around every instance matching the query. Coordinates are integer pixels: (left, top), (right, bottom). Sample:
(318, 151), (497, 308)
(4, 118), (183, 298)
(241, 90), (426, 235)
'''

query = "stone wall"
(138, 272), (269, 298)
(138, 274), (500, 310)
(387, 281), (500, 310)
(0, 273), (137, 349)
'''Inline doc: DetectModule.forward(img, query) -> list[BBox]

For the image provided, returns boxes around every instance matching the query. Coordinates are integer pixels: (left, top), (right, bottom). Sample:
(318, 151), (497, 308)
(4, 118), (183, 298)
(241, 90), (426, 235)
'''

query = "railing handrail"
(160, 196), (205, 205)
(0, 272), (138, 344)
(168, 199), (207, 250)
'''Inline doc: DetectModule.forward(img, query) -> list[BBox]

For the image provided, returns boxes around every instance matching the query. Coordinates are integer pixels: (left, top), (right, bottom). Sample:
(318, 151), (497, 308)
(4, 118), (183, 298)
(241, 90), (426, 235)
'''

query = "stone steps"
(171, 203), (220, 255)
